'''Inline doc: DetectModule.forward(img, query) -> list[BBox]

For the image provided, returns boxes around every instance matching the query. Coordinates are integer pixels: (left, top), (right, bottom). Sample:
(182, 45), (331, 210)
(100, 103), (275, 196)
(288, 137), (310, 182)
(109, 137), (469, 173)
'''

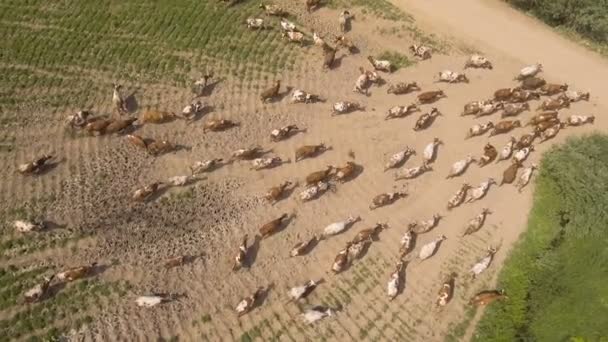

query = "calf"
(464, 55), (492, 69)
(333, 161), (357, 182)
(306, 0), (321, 12)
(417, 90), (446, 104)
(312, 31), (327, 48)
(246, 18), (265, 29)
(235, 287), (266, 316)
(478, 143), (497, 167)
(437, 70), (468, 83)
(14, 220), (46, 233)
(291, 89), (321, 104)
(353, 68), (371, 94)
(281, 31), (305, 45)
(112, 84), (127, 114)
(436, 273), (456, 307)
(470, 289), (507, 306)
(332, 101), (363, 115)
(132, 182), (164, 202)
(410, 45), (432, 60)
(338, 10), (351, 32)
(368, 56), (392, 72)
(323, 46), (337, 70)
(24, 275), (54, 303)
(280, 18), (296, 32)
(260, 80), (281, 103)
(18, 155), (54, 175)
(334, 35), (357, 54)
(56, 263), (97, 282)
(290, 236), (317, 257)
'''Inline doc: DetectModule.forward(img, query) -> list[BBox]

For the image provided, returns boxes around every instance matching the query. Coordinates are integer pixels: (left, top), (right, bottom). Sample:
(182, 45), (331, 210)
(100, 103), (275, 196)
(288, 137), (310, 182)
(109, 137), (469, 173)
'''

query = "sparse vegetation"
(0, 274), (127, 342)
(474, 134), (608, 341)
(327, 0), (413, 22)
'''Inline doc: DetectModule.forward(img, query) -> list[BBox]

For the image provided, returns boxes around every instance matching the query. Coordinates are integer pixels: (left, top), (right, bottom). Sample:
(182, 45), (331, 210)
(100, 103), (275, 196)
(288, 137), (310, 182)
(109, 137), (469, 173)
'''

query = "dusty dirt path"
(393, 0), (608, 107)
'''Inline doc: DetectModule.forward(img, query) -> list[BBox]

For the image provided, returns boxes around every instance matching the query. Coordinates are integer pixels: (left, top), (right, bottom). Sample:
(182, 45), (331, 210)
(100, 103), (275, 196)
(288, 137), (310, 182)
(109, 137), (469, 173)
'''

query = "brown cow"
(500, 161), (522, 186)
(470, 289), (507, 306)
(295, 144), (330, 162)
(259, 214), (290, 239)
(489, 120), (521, 137)
(478, 143), (498, 167)
(417, 90), (446, 104)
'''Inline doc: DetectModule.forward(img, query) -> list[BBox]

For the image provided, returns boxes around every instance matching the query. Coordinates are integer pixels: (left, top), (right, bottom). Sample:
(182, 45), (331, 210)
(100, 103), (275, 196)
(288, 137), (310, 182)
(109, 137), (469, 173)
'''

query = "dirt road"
(394, 0), (608, 107)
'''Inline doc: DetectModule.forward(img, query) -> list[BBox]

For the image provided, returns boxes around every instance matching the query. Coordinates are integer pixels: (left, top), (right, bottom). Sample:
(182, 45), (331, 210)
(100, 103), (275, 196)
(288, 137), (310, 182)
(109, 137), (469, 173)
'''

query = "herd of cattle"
(11, 2), (595, 328)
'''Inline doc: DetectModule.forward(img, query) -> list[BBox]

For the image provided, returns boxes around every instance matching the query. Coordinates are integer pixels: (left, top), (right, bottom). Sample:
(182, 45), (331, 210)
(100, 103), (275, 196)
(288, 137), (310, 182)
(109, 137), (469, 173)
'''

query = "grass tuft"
(377, 51), (414, 71)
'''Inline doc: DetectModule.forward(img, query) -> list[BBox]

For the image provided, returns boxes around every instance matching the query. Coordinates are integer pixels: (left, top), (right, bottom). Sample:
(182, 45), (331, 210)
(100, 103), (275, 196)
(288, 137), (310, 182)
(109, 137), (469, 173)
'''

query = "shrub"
(506, 0), (608, 44)
(474, 134), (608, 341)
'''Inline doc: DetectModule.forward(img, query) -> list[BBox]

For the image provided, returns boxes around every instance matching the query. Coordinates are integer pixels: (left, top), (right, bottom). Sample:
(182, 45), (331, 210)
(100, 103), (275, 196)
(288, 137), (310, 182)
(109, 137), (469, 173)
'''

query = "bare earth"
(1, 0), (606, 341)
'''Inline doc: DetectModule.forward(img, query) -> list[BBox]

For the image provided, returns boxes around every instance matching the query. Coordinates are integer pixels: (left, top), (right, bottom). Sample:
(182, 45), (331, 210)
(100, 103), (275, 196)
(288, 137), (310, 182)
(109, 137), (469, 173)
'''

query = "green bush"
(506, 0), (608, 44)
(474, 134), (608, 341)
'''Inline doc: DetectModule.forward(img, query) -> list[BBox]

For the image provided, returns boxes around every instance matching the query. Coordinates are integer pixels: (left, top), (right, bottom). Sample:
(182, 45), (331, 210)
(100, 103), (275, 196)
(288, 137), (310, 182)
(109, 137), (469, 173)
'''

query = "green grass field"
(0, 0), (302, 116)
(473, 134), (608, 342)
